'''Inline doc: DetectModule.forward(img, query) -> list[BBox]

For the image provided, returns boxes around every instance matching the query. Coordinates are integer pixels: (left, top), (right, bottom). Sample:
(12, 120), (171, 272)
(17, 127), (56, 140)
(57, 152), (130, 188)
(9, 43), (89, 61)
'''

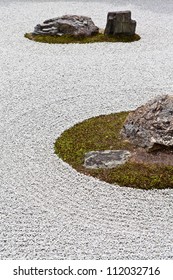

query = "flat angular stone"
(33, 15), (99, 37)
(84, 150), (131, 169)
(121, 95), (173, 151)
(104, 11), (136, 36)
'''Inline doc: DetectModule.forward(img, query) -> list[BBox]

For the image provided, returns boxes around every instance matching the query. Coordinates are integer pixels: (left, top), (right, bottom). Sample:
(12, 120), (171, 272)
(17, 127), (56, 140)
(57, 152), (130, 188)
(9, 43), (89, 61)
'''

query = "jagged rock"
(33, 15), (99, 37)
(104, 11), (136, 36)
(84, 150), (131, 169)
(121, 95), (173, 151)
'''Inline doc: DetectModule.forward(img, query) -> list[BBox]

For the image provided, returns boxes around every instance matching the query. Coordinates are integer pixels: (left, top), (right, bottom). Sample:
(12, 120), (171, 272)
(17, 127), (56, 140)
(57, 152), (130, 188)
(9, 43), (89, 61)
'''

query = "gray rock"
(104, 11), (136, 36)
(33, 15), (99, 37)
(84, 150), (131, 169)
(121, 95), (173, 151)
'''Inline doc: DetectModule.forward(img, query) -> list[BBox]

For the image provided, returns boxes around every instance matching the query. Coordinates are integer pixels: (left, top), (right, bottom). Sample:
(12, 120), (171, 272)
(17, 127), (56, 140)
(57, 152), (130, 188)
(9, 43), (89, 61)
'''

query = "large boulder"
(121, 95), (173, 151)
(104, 11), (136, 36)
(33, 15), (99, 37)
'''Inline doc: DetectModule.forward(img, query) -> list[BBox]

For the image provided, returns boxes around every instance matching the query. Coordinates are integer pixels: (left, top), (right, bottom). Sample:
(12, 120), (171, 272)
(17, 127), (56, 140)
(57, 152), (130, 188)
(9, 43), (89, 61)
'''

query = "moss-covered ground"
(24, 33), (141, 44)
(54, 112), (173, 189)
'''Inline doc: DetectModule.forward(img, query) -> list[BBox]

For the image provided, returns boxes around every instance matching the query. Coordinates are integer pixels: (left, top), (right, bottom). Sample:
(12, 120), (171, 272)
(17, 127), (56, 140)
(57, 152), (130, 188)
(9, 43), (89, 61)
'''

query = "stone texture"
(84, 150), (131, 169)
(121, 95), (173, 151)
(104, 11), (136, 36)
(33, 15), (99, 37)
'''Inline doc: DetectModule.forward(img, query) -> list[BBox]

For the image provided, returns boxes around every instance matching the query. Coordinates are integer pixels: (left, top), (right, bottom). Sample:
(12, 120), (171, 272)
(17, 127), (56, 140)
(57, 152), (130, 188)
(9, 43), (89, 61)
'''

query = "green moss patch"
(24, 33), (141, 44)
(54, 112), (173, 189)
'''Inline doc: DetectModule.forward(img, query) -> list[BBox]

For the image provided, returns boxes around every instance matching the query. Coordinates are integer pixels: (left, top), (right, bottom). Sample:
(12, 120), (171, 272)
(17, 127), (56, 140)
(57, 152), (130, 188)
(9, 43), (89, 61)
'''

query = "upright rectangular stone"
(104, 11), (136, 36)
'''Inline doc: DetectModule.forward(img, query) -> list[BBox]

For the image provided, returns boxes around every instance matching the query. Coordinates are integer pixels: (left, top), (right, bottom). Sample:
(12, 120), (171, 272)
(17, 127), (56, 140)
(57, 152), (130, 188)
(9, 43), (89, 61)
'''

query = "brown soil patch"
(130, 147), (173, 166)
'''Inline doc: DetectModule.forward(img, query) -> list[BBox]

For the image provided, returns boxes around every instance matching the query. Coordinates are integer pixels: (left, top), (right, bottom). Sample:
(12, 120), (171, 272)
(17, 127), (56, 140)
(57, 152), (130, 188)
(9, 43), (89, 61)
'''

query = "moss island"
(24, 33), (141, 44)
(54, 112), (173, 189)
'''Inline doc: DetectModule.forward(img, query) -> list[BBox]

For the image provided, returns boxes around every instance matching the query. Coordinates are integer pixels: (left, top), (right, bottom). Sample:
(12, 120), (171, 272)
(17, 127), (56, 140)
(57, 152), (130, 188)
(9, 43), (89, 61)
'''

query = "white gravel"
(0, 0), (173, 259)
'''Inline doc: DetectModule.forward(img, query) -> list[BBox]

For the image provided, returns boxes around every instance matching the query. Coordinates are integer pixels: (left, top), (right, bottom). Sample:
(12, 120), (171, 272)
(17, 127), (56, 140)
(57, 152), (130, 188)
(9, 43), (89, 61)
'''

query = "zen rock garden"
(25, 11), (140, 43)
(55, 95), (173, 189)
(28, 11), (172, 189)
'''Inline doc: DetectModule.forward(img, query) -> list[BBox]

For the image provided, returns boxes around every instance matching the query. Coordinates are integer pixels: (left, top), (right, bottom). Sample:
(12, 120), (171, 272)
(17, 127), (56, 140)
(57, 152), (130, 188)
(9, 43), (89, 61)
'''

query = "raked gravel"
(0, 0), (173, 259)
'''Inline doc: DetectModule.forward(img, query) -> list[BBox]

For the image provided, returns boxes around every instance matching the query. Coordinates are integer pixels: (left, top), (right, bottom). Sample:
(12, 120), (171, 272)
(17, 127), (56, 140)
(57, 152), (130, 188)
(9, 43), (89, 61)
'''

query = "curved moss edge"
(24, 33), (141, 44)
(54, 112), (173, 190)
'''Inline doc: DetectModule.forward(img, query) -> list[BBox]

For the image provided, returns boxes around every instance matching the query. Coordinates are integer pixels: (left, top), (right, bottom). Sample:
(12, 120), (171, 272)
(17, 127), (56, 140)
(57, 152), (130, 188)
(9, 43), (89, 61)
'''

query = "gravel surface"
(0, 0), (173, 259)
